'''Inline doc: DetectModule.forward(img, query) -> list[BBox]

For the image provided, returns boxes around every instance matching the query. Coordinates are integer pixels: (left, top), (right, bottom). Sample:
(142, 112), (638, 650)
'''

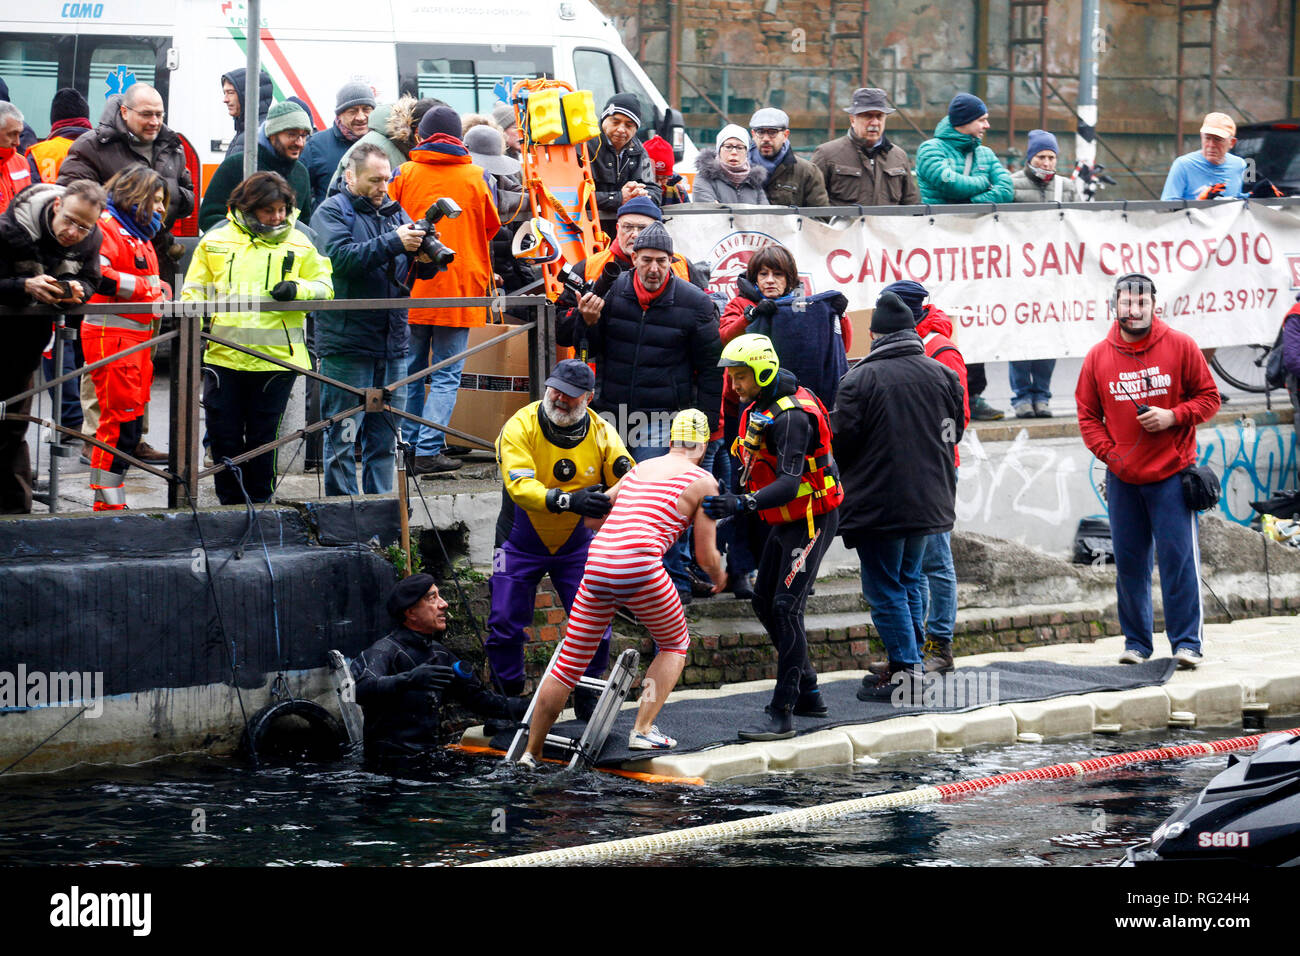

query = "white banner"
(665, 202), (1300, 363)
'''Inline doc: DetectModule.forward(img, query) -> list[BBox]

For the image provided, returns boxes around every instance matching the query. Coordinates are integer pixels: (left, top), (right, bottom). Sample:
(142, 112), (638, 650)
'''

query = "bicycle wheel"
(1210, 344), (1272, 393)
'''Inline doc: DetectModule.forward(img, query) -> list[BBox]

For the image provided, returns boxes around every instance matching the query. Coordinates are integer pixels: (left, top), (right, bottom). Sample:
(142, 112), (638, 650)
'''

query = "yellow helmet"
(670, 408), (711, 444)
(719, 332), (779, 388)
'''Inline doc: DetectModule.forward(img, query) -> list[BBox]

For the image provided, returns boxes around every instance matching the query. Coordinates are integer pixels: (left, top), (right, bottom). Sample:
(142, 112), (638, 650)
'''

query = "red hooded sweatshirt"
(915, 305), (968, 467)
(1075, 316), (1220, 485)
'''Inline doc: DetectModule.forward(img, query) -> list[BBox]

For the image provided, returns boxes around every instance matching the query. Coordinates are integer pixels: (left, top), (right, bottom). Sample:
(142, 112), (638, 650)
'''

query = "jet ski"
(1125, 732), (1300, 865)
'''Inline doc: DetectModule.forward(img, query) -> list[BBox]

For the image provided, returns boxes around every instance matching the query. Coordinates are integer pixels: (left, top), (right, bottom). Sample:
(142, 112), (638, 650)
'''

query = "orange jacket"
(388, 139), (501, 327)
(26, 134), (79, 184)
(0, 148), (33, 214)
(88, 209), (164, 320)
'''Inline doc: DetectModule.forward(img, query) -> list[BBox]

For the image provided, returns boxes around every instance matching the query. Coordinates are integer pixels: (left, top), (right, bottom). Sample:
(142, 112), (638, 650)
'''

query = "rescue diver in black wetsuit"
(703, 334), (844, 741)
(350, 574), (528, 769)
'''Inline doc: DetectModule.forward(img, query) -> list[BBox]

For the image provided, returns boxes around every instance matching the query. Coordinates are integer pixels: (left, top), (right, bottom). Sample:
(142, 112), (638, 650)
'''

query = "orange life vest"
(584, 244), (692, 284)
(0, 149), (32, 213)
(26, 136), (75, 184)
(736, 385), (843, 528)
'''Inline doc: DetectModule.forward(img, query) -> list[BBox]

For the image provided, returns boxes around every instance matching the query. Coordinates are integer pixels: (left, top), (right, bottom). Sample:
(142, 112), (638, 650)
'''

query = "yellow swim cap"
(670, 408), (711, 444)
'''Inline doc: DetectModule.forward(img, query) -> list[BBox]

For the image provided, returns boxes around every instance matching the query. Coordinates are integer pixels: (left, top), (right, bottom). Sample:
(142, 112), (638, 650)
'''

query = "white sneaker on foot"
(517, 752), (539, 769)
(628, 725), (677, 750)
(1117, 648), (1150, 664)
(1173, 648), (1204, 670)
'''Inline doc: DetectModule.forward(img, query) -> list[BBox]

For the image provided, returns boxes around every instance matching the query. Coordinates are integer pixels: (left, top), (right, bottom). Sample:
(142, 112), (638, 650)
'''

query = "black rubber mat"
(490, 658), (1178, 767)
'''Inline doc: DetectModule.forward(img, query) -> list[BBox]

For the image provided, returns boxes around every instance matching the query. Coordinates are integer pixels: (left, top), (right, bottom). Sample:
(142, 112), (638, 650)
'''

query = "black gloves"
(745, 298), (778, 323)
(270, 280), (298, 302)
(702, 493), (757, 519)
(546, 485), (612, 518)
(407, 663), (454, 691)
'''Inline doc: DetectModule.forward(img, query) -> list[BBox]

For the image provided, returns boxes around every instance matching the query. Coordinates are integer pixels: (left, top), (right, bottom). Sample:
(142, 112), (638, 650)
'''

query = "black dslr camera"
(417, 198), (462, 271)
(558, 260), (621, 299)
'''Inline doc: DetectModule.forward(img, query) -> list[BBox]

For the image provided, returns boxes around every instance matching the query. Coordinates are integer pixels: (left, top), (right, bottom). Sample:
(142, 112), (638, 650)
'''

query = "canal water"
(0, 719), (1291, 867)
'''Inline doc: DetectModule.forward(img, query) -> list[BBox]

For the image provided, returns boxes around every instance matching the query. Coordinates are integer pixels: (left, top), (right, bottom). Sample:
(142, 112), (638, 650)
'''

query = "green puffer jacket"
(915, 117), (1014, 205)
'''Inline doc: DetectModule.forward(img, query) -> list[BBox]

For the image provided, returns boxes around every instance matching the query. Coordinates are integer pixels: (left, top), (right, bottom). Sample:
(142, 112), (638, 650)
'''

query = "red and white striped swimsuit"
(550, 463), (711, 688)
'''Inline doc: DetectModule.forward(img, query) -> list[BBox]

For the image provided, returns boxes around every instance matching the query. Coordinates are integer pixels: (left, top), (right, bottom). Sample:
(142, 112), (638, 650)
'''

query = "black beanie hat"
(386, 573), (436, 621)
(871, 292), (916, 334)
(417, 105), (462, 142)
(50, 88), (90, 124)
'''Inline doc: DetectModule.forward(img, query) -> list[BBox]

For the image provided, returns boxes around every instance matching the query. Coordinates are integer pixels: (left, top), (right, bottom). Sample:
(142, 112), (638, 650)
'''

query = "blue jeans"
(402, 325), (469, 457)
(917, 530), (957, 645)
(320, 354), (407, 496)
(1107, 471), (1203, 656)
(1008, 359), (1056, 407)
(626, 413), (689, 590)
(856, 535), (928, 665)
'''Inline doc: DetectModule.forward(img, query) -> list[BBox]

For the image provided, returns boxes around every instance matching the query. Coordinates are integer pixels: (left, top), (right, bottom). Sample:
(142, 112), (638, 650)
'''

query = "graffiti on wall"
(1196, 420), (1297, 524)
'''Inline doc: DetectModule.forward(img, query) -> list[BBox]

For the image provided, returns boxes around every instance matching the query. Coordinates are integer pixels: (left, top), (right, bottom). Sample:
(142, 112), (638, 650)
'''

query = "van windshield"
(397, 43), (553, 116)
(1234, 127), (1300, 187)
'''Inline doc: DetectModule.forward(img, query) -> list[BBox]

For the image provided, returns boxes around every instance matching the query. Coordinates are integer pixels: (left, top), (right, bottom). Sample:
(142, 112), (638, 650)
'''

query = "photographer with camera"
(0, 179), (105, 514)
(388, 105), (500, 476)
(181, 171), (333, 505)
(310, 143), (447, 496)
(351, 574), (528, 772)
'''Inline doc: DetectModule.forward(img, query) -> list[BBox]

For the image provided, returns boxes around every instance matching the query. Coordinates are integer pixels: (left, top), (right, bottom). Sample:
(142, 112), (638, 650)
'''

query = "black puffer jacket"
(586, 133), (661, 228)
(829, 329), (965, 544)
(574, 271), (723, 431)
(56, 95), (195, 230)
(350, 626), (514, 759)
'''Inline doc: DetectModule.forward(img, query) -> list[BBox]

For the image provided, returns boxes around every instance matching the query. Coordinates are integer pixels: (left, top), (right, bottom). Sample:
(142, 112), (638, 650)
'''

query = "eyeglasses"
(750, 128), (785, 138)
(58, 215), (97, 235)
(279, 131), (310, 142)
(719, 143), (747, 152)
(124, 106), (166, 121)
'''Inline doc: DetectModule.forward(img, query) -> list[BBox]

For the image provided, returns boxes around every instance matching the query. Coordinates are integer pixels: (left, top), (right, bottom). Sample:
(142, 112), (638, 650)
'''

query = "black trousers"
(752, 508), (838, 710)
(0, 324), (51, 514)
(202, 366), (296, 504)
(966, 362), (987, 398)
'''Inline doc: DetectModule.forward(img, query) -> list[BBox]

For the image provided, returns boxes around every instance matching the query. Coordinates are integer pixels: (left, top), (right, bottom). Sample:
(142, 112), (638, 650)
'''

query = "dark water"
(0, 719), (1293, 867)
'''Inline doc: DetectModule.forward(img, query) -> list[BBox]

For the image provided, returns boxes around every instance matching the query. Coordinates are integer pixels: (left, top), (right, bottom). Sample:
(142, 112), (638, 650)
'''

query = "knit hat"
(50, 88), (89, 124)
(386, 573), (436, 621)
(287, 96), (318, 132)
(418, 105), (462, 141)
(715, 123), (750, 151)
(632, 221), (673, 255)
(335, 81), (376, 114)
(1026, 129), (1059, 160)
(948, 93), (988, 128)
(881, 280), (929, 324)
(492, 103), (518, 132)
(642, 134), (674, 176)
(601, 92), (641, 127)
(871, 292), (915, 334)
(616, 195), (662, 221)
(264, 100), (311, 135)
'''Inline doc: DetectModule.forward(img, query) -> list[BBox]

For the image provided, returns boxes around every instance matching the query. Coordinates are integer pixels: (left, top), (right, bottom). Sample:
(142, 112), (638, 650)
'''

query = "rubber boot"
(792, 689), (829, 718)
(738, 704), (796, 741)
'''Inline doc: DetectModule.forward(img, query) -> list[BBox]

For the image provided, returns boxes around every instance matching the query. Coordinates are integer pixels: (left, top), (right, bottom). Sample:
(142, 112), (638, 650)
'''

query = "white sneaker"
(1173, 648), (1204, 670)
(1117, 648), (1150, 665)
(628, 725), (677, 750)
(517, 752), (540, 769)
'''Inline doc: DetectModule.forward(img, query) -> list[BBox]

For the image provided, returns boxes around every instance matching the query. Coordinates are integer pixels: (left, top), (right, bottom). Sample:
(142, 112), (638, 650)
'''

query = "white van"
(0, 0), (688, 241)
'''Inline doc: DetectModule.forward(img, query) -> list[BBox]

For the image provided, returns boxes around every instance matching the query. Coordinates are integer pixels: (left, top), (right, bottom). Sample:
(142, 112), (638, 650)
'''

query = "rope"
(465, 727), (1300, 867)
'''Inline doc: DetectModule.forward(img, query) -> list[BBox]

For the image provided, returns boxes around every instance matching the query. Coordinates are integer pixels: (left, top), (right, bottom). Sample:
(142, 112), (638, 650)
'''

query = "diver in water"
(351, 574), (527, 769)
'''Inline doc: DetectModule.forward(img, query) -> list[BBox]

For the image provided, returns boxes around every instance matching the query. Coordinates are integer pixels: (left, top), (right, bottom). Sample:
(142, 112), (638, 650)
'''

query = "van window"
(0, 33), (170, 139)
(397, 44), (553, 117)
(573, 48), (658, 139)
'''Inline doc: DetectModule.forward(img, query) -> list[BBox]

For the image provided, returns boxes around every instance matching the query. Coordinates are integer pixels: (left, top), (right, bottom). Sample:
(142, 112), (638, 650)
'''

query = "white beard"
(543, 393), (588, 427)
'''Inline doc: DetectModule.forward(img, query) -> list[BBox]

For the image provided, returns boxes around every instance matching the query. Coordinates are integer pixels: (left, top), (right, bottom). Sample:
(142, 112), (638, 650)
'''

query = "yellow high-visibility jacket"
(181, 209), (333, 372)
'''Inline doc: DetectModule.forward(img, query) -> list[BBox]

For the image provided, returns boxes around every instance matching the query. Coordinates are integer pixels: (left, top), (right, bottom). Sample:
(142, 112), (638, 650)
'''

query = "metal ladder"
(505, 646), (640, 769)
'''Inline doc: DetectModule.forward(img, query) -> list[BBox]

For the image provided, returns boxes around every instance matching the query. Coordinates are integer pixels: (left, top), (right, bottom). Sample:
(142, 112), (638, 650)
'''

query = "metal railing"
(2, 294), (555, 513)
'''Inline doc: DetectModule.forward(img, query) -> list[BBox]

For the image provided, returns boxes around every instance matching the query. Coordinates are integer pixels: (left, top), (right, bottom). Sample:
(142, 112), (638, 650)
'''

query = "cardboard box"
(444, 324), (533, 449)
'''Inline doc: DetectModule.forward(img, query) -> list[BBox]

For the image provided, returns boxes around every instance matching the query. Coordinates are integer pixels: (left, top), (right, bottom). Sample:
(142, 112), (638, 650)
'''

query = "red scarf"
(633, 269), (670, 310)
(610, 238), (631, 263)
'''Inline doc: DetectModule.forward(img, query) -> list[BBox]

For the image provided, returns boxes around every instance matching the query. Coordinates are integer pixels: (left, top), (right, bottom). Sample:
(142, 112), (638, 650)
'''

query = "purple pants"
(486, 538), (611, 693)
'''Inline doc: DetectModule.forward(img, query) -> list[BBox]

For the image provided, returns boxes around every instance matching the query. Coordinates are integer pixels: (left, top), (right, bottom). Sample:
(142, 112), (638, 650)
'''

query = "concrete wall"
(957, 416), (1298, 556)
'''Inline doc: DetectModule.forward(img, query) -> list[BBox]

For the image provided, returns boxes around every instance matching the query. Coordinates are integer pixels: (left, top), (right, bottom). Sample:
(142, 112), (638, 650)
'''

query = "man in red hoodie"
(1075, 273), (1220, 669)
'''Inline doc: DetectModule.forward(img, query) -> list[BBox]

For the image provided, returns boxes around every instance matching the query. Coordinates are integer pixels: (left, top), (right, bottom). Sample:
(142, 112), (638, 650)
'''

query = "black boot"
(738, 704), (796, 741)
(857, 662), (922, 703)
(792, 689), (829, 718)
(573, 685), (600, 722)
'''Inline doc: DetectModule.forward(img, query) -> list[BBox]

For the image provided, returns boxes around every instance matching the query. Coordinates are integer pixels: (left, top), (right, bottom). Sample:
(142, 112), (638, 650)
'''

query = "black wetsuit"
(350, 625), (517, 764)
(745, 371), (840, 710)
